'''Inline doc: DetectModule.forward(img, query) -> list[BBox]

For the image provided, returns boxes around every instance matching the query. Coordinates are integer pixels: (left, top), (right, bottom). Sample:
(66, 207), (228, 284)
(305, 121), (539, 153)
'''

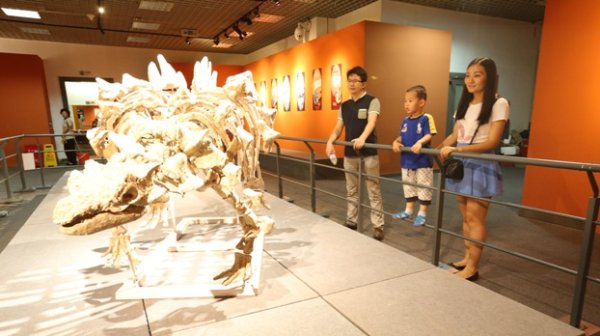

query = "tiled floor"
(1, 164), (599, 333)
(0, 171), (585, 335)
(260, 165), (600, 330)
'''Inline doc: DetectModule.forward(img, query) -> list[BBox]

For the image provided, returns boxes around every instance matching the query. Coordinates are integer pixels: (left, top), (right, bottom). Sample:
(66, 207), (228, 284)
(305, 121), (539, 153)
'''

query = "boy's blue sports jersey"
(400, 113), (437, 169)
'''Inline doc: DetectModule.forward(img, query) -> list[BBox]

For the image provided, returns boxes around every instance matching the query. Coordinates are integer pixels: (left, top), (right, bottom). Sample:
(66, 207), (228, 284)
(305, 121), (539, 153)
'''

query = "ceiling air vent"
(139, 1), (174, 12)
(181, 29), (200, 37)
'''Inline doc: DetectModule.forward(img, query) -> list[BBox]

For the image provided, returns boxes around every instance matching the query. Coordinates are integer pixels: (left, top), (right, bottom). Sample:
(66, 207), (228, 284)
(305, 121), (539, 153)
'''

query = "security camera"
(294, 20), (311, 43)
(294, 25), (305, 42)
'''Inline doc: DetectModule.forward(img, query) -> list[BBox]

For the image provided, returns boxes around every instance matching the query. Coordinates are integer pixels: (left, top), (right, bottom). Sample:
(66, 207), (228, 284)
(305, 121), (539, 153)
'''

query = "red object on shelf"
(25, 145), (40, 167)
(520, 139), (529, 157)
(77, 153), (90, 165)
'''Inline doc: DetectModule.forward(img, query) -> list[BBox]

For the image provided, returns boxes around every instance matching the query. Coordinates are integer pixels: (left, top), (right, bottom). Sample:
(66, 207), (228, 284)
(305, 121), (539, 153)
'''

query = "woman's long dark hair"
(455, 57), (498, 124)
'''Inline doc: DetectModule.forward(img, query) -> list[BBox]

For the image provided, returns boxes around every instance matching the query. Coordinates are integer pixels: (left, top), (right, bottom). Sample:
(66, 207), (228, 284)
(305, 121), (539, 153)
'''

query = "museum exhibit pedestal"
(0, 172), (584, 336)
(116, 216), (265, 299)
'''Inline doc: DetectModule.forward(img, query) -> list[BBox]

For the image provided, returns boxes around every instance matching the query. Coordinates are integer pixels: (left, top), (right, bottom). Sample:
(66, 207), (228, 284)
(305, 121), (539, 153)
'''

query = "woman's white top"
(456, 97), (510, 144)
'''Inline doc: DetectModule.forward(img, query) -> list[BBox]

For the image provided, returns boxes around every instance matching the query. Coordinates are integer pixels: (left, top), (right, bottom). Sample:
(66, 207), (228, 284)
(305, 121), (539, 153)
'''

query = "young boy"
(391, 85), (437, 226)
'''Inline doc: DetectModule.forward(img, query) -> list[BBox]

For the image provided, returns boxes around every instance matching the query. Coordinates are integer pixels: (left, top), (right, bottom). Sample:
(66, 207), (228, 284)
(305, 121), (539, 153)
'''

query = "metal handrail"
(0, 133), (91, 194)
(265, 135), (599, 329)
(1, 132), (597, 328)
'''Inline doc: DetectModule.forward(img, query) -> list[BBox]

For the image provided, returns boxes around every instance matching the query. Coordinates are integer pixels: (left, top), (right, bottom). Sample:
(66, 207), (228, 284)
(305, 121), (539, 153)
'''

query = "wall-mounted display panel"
(271, 78), (278, 110)
(331, 64), (342, 110)
(312, 68), (322, 111)
(282, 75), (291, 112)
(296, 71), (305, 111)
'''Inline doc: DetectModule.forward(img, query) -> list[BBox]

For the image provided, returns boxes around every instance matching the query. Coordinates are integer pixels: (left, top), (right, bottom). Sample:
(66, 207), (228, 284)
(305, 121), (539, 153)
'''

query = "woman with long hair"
(439, 57), (510, 281)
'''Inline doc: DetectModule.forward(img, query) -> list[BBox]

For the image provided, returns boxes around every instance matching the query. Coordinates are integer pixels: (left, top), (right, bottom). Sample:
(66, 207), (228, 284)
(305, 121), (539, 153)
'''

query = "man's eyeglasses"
(347, 80), (363, 84)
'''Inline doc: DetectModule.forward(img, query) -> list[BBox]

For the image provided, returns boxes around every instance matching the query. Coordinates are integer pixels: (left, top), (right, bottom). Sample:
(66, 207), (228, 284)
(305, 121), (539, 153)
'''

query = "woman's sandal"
(464, 271), (479, 282)
(449, 262), (466, 271)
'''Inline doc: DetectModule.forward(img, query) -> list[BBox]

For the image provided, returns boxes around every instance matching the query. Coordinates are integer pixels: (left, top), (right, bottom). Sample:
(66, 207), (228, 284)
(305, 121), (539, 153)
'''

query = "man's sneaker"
(392, 211), (411, 220)
(344, 221), (358, 230)
(373, 227), (385, 241)
(413, 215), (426, 226)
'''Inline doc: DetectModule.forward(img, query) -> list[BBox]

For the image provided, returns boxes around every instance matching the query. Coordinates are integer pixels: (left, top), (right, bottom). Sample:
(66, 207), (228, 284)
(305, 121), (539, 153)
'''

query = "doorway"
(59, 77), (112, 131)
(446, 72), (464, 136)
(58, 76), (112, 161)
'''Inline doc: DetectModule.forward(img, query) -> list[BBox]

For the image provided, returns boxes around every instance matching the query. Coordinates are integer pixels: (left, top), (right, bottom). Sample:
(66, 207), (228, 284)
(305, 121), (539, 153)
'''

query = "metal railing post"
(274, 142), (283, 198)
(569, 171), (599, 327)
(0, 143), (14, 201)
(35, 138), (48, 188)
(15, 136), (29, 191)
(303, 141), (316, 212)
(431, 165), (446, 266)
(357, 156), (364, 232)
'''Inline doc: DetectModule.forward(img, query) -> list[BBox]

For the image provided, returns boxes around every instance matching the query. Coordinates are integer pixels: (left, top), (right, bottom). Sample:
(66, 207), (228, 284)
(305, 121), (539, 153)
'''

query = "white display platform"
(116, 216), (265, 299)
(0, 172), (584, 336)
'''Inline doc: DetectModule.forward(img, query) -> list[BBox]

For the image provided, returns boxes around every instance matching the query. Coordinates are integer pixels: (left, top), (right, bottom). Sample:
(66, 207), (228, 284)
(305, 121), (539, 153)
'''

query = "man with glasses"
(326, 66), (385, 240)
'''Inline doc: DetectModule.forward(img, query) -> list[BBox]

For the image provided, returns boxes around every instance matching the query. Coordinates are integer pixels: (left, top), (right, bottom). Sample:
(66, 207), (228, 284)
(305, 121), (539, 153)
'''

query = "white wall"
(65, 82), (99, 106)
(378, 0), (541, 131)
(334, 1), (383, 31)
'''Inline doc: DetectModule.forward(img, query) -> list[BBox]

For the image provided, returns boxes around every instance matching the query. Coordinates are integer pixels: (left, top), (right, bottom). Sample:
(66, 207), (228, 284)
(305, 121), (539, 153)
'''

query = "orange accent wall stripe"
(521, 0), (600, 229)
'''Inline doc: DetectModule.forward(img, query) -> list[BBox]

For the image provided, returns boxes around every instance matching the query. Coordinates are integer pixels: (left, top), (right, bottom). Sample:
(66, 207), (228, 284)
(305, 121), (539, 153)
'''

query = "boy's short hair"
(60, 108), (70, 117)
(407, 85), (427, 100)
(347, 66), (368, 82)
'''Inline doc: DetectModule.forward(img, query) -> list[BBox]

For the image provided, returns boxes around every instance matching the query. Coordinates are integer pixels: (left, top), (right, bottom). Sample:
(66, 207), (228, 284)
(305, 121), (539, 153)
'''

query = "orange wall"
(243, 22), (366, 155)
(522, 0), (600, 224)
(364, 22), (451, 173)
(0, 53), (52, 160)
(243, 21), (451, 173)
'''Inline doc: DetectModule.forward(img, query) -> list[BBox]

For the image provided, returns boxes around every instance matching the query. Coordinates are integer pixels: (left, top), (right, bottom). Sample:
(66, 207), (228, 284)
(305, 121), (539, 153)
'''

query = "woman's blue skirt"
(445, 150), (503, 198)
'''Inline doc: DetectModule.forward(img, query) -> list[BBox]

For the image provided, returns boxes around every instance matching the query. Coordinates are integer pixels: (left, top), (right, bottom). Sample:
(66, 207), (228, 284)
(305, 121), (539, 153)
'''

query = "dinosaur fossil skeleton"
(52, 55), (278, 288)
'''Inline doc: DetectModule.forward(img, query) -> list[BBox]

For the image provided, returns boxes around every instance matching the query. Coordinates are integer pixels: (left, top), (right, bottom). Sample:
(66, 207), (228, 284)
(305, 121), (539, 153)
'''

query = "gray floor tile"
(325, 268), (583, 336)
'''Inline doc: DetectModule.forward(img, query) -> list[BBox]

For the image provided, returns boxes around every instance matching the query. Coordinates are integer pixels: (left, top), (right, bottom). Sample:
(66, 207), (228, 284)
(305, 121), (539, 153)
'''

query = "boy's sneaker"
(392, 211), (411, 220)
(373, 227), (385, 241)
(413, 215), (426, 226)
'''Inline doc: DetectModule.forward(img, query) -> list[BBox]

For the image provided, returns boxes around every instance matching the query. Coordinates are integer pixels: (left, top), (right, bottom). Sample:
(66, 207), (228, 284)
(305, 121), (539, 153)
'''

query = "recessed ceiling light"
(254, 14), (283, 23)
(1, 7), (41, 19)
(132, 22), (160, 30)
(127, 36), (150, 43)
(139, 1), (174, 12)
(20, 27), (50, 35)
(212, 43), (232, 49)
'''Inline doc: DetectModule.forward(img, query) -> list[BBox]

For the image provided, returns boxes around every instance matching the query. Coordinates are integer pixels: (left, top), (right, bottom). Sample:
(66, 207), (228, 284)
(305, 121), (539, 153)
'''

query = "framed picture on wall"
(282, 75), (291, 112)
(312, 68), (322, 111)
(296, 71), (305, 111)
(331, 64), (342, 110)
(260, 81), (267, 108)
(271, 78), (278, 110)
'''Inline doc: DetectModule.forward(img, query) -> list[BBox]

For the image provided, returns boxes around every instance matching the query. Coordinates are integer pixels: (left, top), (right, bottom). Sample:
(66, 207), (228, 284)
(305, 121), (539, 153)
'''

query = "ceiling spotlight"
(213, 36), (220, 45)
(241, 15), (252, 25)
(232, 24), (246, 40)
(97, 0), (105, 14)
(271, 0), (281, 5)
(223, 30), (229, 38)
(185, 37), (191, 45)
